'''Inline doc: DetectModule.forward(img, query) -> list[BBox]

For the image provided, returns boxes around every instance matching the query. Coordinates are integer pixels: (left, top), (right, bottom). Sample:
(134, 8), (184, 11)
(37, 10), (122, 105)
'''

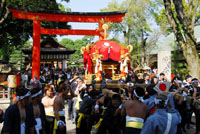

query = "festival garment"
(2, 103), (36, 134)
(143, 94), (157, 114)
(141, 109), (181, 134)
(96, 105), (122, 134)
(123, 116), (144, 134)
(76, 94), (96, 134)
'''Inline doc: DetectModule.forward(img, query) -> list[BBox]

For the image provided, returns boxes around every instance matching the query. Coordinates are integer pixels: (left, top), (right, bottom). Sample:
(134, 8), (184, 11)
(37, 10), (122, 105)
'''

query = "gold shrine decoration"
(127, 45), (133, 54)
(81, 46), (86, 54)
(102, 23), (109, 39)
(86, 44), (91, 53)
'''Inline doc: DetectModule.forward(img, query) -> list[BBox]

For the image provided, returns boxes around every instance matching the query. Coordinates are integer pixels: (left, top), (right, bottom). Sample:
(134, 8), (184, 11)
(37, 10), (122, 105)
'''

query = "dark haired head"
(155, 94), (168, 108)
(112, 94), (121, 102)
(146, 84), (157, 96)
(89, 90), (100, 98)
(192, 78), (198, 82)
(132, 87), (145, 101)
(31, 87), (42, 98)
(16, 85), (31, 102)
(58, 81), (71, 93)
(185, 75), (192, 81)
(16, 86), (29, 97)
(160, 73), (165, 76)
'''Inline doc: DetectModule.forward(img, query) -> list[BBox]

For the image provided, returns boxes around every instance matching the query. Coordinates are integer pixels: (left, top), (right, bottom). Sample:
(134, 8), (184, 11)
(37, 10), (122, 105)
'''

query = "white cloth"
(164, 113), (172, 134)
(20, 123), (25, 134)
(126, 116), (144, 123)
(35, 118), (42, 134)
(120, 57), (128, 73)
(44, 107), (54, 116)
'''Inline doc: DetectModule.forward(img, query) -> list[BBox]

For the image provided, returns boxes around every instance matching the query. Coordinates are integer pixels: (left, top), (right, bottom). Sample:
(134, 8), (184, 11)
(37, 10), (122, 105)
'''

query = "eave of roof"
(22, 48), (76, 54)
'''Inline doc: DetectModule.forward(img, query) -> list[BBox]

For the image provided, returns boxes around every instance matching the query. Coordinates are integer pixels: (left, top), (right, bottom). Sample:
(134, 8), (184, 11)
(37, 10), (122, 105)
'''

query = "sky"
(56, 0), (124, 41)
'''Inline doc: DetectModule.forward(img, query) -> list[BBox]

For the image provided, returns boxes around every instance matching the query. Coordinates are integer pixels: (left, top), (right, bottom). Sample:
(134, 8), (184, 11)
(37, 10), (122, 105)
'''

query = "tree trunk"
(163, 0), (200, 79)
(181, 38), (200, 79)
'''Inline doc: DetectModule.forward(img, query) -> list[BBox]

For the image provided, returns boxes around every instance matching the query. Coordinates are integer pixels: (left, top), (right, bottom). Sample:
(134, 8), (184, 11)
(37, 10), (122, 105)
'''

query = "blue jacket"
(141, 109), (181, 134)
(143, 94), (157, 113)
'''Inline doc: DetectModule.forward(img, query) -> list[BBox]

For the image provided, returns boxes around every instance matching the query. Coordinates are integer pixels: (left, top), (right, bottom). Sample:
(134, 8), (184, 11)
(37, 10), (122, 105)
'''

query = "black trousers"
(45, 116), (55, 134)
(124, 127), (141, 134)
(97, 119), (121, 134)
(193, 107), (200, 132)
(76, 115), (94, 134)
(56, 116), (67, 134)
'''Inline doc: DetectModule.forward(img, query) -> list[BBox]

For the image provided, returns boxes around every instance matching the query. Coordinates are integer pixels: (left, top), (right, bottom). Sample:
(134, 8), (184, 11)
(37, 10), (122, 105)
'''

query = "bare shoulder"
(54, 96), (61, 104)
(124, 100), (133, 107)
(142, 102), (148, 109)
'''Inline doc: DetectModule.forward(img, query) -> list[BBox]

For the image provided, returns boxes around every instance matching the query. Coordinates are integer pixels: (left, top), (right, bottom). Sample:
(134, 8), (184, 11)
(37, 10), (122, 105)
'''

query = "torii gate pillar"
(32, 20), (41, 78)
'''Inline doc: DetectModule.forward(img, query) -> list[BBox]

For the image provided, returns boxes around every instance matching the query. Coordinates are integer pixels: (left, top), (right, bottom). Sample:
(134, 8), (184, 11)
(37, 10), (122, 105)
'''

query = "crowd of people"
(0, 66), (200, 134)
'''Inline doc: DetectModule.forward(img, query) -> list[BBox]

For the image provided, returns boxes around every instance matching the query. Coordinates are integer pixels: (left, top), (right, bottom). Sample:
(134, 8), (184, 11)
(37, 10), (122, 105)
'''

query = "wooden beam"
(9, 8), (125, 23)
(40, 27), (101, 36)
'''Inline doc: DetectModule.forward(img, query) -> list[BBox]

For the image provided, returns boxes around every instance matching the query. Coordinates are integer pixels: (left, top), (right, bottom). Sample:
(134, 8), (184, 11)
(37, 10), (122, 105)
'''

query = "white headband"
(133, 90), (144, 102)
(32, 90), (42, 98)
(17, 91), (31, 101)
(192, 80), (199, 84)
(174, 80), (182, 83)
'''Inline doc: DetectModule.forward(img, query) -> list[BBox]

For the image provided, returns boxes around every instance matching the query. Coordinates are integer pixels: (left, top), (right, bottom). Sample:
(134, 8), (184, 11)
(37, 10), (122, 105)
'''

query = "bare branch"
(0, 0), (9, 24)
(191, 0), (199, 30)
(173, 0), (197, 45)
(188, 0), (193, 21)
(163, 0), (180, 39)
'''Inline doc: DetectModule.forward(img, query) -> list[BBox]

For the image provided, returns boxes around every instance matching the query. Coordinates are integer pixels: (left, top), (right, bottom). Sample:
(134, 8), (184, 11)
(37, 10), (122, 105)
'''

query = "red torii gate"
(9, 8), (125, 78)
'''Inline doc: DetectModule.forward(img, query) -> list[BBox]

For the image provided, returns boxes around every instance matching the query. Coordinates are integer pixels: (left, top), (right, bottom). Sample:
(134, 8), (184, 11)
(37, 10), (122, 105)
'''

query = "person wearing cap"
(2, 86), (36, 134)
(191, 78), (200, 134)
(31, 87), (46, 134)
(53, 81), (72, 134)
(121, 87), (147, 134)
(141, 94), (181, 134)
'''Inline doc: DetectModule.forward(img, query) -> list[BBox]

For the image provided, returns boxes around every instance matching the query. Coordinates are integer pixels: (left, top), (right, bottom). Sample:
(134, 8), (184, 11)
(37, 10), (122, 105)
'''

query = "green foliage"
(109, 38), (121, 44)
(9, 41), (32, 68)
(0, 0), (70, 61)
(59, 36), (95, 67)
(171, 52), (189, 80)
(101, 0), (158, 67)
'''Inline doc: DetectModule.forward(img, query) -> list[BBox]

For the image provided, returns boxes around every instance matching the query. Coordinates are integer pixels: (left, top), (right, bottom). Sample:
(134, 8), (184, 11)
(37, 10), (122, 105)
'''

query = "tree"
(101, 0), (159, 67)
(59, 36), (94, 67)
(9, 41), (32, 69)
(161, 0), (200, 79)
(0, 0), (70, 61)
